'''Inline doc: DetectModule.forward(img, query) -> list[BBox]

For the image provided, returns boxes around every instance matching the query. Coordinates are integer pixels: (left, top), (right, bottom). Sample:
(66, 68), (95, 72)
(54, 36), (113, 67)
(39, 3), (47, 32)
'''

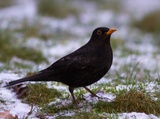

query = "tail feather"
(6, 77), (29, 86)
(5, 71), (56, 87)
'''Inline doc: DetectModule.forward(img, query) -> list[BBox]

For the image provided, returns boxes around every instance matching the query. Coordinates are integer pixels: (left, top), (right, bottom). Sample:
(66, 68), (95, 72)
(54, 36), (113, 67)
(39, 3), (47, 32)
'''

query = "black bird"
(6, 27), (116, 104)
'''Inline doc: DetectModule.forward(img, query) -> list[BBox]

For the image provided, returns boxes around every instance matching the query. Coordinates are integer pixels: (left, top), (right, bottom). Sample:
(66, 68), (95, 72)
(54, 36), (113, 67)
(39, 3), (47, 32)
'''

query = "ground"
(0, 0), (160, 119)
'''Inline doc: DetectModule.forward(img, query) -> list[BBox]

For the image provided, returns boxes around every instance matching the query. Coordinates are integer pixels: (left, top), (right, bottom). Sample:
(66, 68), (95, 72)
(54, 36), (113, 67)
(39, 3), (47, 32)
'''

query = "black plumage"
(6, 27), (116, 104)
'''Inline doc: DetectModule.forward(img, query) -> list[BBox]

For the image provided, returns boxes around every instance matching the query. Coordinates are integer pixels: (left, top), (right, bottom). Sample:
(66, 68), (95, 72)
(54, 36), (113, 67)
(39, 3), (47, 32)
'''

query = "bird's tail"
(5, 71), (55, 87)
(6, 77), (29, 86)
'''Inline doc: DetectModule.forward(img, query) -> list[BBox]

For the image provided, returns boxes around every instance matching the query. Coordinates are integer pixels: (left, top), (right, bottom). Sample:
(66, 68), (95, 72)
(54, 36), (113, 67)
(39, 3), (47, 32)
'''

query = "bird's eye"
(97, 30), (102, 35)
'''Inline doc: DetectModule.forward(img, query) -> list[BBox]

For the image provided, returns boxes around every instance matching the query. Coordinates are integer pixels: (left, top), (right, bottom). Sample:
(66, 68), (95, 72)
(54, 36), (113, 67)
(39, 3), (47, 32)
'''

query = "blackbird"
(6, 27), (116, 104)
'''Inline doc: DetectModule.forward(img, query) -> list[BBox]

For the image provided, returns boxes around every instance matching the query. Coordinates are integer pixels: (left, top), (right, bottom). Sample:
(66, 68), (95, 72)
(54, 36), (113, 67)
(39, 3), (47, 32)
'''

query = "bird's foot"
(83, 86), (101, 98)
(72, 98), (79, 106)
(84, 87), (113, 102)
(95, 90), (116, 102)
(95, 91), (110, 100)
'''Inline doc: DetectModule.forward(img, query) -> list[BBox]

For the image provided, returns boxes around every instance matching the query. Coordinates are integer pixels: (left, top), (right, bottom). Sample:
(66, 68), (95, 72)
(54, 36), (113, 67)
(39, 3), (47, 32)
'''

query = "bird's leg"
(83, 86), (100, 98)
(69, 87), (77, 105)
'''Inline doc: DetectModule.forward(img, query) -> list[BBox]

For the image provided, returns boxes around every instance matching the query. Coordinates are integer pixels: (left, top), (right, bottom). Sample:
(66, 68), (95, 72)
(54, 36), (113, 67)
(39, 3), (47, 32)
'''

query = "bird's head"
(90, 27), (116, 43)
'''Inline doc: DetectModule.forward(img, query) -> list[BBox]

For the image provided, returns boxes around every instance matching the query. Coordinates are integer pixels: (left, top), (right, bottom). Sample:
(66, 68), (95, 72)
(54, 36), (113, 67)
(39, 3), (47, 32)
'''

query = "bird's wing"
(42, 50), (95, 73)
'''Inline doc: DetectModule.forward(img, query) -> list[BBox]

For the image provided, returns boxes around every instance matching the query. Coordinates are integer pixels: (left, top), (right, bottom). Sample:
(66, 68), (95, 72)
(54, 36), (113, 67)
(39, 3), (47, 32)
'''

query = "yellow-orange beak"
(105, 28), (116, 35)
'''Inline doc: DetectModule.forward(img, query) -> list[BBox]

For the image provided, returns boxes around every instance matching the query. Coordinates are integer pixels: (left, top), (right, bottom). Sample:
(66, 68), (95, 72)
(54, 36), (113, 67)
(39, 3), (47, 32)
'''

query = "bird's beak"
(105, 28), (116, 35)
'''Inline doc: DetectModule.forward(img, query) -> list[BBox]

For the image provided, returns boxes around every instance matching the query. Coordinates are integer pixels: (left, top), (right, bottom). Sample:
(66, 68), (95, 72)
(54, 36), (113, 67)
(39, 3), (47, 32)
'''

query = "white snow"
(0, 0), (36, 29)
(0, 72), (20, 84)
(124, 0), (160, 19)
(118, 112), (160, 119)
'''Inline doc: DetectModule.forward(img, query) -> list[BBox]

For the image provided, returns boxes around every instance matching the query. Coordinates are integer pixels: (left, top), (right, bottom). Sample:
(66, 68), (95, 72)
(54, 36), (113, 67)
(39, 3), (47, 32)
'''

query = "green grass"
(88, 0), (122, 12)
(111, 38), (125, 50)
(0, 0), (15, 8)
(111, 38), (140, 57)
(18, 61), (160, 117)
(1, 1), (160, 118)
(21, 76), (160, 118)
(1, 27), (159, 117)
(41, 103), (74, 114)
(0, 28), (47, 65)
(3, 62), (160, 118)
(132, 10), (160, 46)
(36, 86), (160, 118)
(14, 19), (53, 40)
(22, 83), (62, 107)
(37, 0), (79, 18)
(93, 90), (160, 115)
(13, 19), (76, 41)
(57, 111), (106, 119)
(133, 10), (160, 34)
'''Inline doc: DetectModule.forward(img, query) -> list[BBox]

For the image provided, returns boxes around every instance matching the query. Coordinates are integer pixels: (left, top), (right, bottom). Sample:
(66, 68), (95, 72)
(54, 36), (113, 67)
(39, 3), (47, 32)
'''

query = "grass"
(14, 19), (54, 40)
(132, 10), (160, 46)
(93, 90), (160, 115)
(37, 0), (79, 18)
(88, 0), (122, 12)
(111, 38), (125, 50)
(133, 10), (160, 34)
(0, 1), (160, 118)
(0, 0), (15, 8)
(13, 61), (160, 118)
(1, 27), (159, 118)
(58, 111), (106, 119)
(34, 85), (160, 118)
(21, 83), (62, 107)
(13, 18), (76, 42)
(41, 102), (74, 114)
(0, 28), (47, 65)
(20, 73), (160, 118)
(111, 38), (140, 57)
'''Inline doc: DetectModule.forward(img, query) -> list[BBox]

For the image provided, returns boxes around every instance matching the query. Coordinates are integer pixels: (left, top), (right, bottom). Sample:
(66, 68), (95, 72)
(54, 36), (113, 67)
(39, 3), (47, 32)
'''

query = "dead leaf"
(0, 110), (18, 119)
